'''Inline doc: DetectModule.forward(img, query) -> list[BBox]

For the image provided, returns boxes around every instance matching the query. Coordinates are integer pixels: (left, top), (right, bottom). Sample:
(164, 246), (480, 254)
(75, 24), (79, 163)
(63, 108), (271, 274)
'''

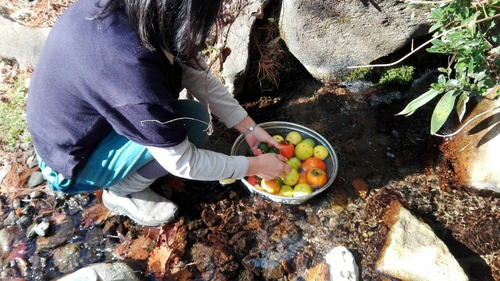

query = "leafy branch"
(350, 0), (500, 135)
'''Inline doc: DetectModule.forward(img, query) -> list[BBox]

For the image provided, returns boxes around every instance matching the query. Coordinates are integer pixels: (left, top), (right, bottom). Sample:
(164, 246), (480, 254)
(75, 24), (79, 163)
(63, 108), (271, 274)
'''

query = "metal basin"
(231, 121), (339, 204)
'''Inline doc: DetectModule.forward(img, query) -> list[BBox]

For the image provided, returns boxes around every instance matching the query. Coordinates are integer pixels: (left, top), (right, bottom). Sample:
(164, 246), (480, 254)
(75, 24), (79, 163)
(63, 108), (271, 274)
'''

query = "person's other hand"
(245, 126), (282, 155)
(247, 152), (291, 180)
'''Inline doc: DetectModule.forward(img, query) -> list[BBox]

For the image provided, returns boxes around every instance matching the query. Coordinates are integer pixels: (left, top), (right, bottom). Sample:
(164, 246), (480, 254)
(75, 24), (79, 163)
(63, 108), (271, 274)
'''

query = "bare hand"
(247, 153), (291, 180)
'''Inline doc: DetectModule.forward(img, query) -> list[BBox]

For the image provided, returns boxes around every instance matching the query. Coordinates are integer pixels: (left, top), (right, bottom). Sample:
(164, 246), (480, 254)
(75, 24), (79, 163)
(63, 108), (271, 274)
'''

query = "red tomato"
(247, 176), (258, 186)
(279, 141), (295, 159)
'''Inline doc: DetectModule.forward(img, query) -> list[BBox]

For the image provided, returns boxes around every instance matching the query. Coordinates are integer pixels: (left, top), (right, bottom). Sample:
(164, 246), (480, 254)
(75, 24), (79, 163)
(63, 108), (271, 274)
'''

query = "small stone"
(17, 215), (32, 228)
(34, 221), (50, 237)
(27, 155), (38, 169)
(27, 171), (45, 187)
(30, 190), (44, 199)
(12, 198), (22, 209)
(325, 246), (359, 281)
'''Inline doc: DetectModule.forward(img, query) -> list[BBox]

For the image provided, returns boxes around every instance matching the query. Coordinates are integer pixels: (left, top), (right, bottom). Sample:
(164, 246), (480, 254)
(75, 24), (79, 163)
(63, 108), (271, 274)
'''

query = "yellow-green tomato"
(282, 168), (299, 186)
(301, 138), (316, 148)
(294, 142), (314, 160)
(286, 131), (302, 145)
(287, 157), (302, 170)
(313, 145), (329, 160)
(278, 185), (293, 197)
(273, 135), (285, 143)
(293, 183), (313, 196)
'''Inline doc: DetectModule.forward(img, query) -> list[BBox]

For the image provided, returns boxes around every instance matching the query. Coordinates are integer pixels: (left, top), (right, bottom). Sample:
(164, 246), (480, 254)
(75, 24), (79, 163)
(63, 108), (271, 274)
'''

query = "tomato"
(306, 168), (328, 187)
(279, 141), (295, 159)
(261, 179), (281, 194)
(282, 168), (299, 186)
(286, 131), (302, 145)
(268, 147), (280, 154)
(293, 183), (313, 196)
(257, 142), (269, 153)
(294, 142), (313, 160)
(301, 157), (327, 172)
(247, 176), (258, 186)
(298, 170), (308, 184)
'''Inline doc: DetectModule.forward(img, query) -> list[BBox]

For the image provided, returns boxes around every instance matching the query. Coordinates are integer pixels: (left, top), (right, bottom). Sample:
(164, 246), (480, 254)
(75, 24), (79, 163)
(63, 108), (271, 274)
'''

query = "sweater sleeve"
(180, 62), (248, 128)
(147, 138), (249, 180)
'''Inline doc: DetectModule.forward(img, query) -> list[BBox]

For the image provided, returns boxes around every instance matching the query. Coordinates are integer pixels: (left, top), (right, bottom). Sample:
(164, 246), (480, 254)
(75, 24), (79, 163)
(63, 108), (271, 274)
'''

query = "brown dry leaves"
(110, 220), (191, 280)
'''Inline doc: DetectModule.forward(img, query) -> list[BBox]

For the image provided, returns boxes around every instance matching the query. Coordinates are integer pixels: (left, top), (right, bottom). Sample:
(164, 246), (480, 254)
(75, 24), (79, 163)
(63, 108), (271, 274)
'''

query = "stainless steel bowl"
(231, 121), (339, 204)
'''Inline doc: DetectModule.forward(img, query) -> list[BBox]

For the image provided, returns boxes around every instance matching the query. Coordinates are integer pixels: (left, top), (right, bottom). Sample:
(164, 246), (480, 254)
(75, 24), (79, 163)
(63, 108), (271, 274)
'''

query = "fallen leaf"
(147, 246), (172, 277)
(129, 236), (153, 260)
(112, 232), (132, 260)
(304, 261), (329, 281)
(81, 203), (110, 227)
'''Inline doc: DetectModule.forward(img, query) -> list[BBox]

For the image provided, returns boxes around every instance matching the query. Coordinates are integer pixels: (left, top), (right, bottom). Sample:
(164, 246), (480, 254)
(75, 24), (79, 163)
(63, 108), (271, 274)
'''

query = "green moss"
(378, 65), (415, 86)
(344, 67), (373, 82)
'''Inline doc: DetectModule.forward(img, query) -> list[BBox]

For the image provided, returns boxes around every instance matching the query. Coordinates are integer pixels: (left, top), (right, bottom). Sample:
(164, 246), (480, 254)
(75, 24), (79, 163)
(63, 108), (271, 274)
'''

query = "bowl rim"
(231, 121), (339, 204)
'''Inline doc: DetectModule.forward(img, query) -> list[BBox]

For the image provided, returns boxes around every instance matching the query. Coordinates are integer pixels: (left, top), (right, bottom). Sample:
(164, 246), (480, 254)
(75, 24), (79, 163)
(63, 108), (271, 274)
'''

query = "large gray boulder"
(279, 0), (430, 81)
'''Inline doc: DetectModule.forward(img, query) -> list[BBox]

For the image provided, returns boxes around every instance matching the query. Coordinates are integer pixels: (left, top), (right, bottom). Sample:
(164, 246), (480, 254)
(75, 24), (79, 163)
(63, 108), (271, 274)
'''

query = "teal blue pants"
(38, 99), (210, 194)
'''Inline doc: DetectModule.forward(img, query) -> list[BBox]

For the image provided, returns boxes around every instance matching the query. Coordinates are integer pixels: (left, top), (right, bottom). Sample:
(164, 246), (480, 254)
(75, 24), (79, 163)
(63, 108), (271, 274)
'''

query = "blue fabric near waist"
(38, 131), (153, 194)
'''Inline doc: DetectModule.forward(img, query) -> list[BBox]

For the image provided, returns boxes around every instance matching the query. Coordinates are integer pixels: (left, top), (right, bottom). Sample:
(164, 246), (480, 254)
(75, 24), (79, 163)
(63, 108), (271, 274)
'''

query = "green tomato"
(286, 131), (302, 145)
(257, 142), (269, 153)
(273, 135), (285, 143)
(287, 157), (302, 170)
(278, 185), (294, 197)
(268, 147), (280, 154)
(301, 138), (316, 148)
(293, 183), (313, 197)
(282, 168), (299, 186)
(294, 142), (314, 160)
(313, 145), (329, 160)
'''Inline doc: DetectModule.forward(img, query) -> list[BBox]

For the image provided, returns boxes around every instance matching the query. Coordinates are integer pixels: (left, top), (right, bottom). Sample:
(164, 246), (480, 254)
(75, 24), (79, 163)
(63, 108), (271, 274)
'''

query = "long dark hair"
(95, 0), (223, 68)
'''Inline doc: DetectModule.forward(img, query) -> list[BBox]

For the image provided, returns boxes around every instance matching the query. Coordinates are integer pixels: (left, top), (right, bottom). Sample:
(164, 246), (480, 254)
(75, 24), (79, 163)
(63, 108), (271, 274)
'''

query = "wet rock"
(3, 212), (17, 226)
(33, 221), (50, 237)
(16, 215), (32, 229)
(325, 246), (359, 281)
(376, 200), (468, 281)
(53, 243), (81, 273)
(36, 218), (74, 251)
(56, 261), (147, 281)
(0, 226), (21, 256)
(27, 171), (44, 187)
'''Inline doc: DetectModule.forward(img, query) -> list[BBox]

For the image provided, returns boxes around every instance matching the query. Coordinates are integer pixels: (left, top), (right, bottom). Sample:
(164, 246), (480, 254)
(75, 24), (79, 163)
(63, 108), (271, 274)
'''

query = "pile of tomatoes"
(246, 130), (331, 197)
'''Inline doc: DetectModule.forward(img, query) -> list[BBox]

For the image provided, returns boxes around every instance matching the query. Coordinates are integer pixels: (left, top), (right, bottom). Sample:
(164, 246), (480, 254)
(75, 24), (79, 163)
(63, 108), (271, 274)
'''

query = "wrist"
(242, 123), (258, 136)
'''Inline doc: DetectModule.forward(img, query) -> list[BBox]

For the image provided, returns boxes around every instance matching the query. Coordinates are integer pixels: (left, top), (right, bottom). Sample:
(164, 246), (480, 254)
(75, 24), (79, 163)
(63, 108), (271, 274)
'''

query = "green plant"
(378, 65), (415, 86)
(0, 78), (30, 150)
(344, 67), (373, 81)
(398, 0), (500, 135)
